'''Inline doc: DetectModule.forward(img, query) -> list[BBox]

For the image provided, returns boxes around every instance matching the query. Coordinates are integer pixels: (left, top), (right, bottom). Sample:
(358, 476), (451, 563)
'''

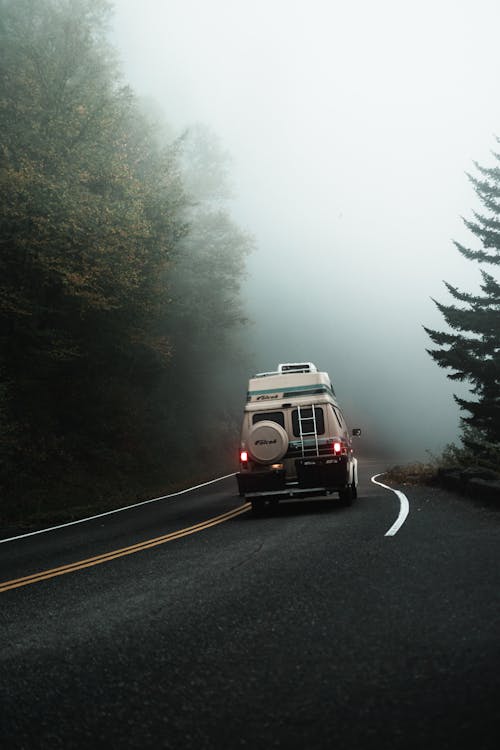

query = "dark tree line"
(0, 0), (252, 522)
(426, 141), (500, 470)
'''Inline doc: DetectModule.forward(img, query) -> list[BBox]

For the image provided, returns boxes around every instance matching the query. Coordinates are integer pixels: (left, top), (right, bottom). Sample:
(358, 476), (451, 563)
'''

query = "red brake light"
(240, 450), (248, 463)
(333, 441), (342, 454)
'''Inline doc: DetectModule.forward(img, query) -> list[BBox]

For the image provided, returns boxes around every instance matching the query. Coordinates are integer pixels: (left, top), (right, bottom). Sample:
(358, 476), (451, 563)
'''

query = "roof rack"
(253, 362), (318, 378)
(278, 362), (317, 374)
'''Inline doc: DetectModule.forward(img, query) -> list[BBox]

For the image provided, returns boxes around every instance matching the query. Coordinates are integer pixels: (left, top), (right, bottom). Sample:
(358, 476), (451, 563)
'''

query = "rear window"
(292, 407), (325, 437)
(252, 411), (285, 428)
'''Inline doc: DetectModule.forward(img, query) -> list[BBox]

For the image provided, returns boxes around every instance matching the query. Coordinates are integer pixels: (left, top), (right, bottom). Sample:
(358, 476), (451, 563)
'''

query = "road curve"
(1, 459), (498, 749)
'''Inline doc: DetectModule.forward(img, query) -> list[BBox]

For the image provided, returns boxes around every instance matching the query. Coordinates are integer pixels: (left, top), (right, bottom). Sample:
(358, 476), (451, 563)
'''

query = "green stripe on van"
(247, 384), (334, 397)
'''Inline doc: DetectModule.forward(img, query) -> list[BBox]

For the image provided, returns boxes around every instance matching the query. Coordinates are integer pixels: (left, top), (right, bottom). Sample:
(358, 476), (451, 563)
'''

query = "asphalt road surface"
(1, 459), (498, 749)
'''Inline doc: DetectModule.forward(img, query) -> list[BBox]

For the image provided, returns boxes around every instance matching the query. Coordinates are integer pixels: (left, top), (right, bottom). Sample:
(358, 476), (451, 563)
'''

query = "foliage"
(384, 434), (500, 489)
(383, 462), (438, 486)
(153, 124), (254, 473)
(438, 429), (500, 473)
(425, 141), (500, 470)
(0, 1), (251, 524)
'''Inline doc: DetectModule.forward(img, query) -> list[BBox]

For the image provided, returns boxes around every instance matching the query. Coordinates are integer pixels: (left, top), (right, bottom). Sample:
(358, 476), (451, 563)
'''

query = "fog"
(112, 0), (500, 459)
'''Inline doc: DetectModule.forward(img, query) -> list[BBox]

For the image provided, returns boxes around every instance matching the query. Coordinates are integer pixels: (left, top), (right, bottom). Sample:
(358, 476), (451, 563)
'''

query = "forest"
(0, 0), (253, 524)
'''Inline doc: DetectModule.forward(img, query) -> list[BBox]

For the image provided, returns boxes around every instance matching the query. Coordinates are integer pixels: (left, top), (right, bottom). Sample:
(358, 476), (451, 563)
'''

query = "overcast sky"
(111, 0), (500, 458)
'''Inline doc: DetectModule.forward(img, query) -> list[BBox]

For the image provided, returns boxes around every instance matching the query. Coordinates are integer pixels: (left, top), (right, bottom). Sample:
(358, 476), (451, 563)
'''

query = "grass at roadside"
(383, 462), (439, 486)
(0, 459), (237, 534)
(384, 439), (500, 488)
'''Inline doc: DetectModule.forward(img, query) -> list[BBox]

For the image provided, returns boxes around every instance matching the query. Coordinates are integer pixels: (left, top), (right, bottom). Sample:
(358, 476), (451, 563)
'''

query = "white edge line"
(371, 473), (410, 536)
(0, 473), (236, 545)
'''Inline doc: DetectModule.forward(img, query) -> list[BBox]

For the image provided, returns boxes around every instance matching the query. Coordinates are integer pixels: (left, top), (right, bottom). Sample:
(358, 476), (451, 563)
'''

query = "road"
(1, 459), (498, 749)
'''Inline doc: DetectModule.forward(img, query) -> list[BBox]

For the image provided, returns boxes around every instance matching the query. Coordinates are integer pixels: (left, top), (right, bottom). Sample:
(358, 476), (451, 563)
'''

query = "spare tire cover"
(248, 420), (289, 464)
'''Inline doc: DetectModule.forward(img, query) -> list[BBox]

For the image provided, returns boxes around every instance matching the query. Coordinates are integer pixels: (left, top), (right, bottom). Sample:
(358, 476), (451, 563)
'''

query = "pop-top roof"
(247, 364), (336, 405)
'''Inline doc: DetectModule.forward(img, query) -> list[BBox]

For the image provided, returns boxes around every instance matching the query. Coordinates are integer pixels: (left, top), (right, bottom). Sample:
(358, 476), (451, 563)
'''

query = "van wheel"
(339, 486), (353, 506)
(351, 481), (358, 500)
(251, 499), (265, 516)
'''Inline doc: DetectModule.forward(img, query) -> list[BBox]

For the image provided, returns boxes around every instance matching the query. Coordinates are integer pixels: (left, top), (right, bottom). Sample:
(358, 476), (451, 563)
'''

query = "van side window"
(332, 407), (343, 431)
(252, 411), (285, 428)
(292, 407), (325, 436)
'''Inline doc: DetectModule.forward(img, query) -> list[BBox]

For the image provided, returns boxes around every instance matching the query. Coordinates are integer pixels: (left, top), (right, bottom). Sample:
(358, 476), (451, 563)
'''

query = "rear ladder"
(297, 404), (319, 457)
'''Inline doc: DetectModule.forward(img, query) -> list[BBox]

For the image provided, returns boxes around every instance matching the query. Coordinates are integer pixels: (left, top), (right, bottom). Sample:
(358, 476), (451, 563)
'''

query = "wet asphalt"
(1, 460), (498, 749)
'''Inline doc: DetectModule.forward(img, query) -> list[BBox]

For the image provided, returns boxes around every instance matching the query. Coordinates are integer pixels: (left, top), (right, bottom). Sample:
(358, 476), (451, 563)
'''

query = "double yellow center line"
(0, 504), (250, 594)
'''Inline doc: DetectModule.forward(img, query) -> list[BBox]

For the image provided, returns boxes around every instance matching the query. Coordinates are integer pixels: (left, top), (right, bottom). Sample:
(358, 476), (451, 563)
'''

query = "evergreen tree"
(425, 142), (500, 467)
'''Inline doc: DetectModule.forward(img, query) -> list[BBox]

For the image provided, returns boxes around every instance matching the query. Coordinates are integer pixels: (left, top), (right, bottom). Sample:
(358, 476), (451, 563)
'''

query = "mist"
(112, 0), (500, 460)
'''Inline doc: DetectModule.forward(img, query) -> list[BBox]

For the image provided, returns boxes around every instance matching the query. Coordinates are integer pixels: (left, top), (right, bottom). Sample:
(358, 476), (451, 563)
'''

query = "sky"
(111, 0), (500, 459)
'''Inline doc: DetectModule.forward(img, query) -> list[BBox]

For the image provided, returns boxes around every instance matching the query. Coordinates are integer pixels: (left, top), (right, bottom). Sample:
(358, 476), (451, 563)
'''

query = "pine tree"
(425, 142), (500, 467)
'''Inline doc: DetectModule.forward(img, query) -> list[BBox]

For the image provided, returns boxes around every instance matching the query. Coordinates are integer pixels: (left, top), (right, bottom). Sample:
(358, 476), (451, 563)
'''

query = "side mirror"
(352, 428), (361, 437)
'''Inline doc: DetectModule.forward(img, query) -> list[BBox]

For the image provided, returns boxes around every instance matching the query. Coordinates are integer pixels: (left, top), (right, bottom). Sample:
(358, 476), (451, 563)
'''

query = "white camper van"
(236, 363), (360, 513)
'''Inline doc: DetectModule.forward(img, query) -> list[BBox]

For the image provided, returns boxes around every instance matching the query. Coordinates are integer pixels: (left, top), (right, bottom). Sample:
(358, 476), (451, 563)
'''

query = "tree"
(0, 0), (188, 508)
(0, 1), (253, 519)
(156, 125), (254, 472)
(425, 141), (500, 467)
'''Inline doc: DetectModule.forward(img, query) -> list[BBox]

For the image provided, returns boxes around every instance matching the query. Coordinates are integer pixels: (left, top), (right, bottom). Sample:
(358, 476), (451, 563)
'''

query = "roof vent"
(278, 362), (318, 374)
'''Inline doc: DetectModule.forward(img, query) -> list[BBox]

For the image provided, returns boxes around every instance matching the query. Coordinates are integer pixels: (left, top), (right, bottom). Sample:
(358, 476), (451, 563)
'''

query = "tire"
(251, 499), (265, 516)
(339, 486), (353, 506)
(351, 460), (358, 500)
(348, 462), (358, 501)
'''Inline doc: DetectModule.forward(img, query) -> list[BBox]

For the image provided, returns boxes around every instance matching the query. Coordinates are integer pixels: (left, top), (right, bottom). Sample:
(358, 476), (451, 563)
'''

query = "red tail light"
(240, 450), (248, 463)
(332, 440), (348, 455)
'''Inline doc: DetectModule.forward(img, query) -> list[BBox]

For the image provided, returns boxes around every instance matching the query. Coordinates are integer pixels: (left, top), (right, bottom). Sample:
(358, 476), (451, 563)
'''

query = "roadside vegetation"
(385, 444), (499, 487)
(389, 144), (500, 488)
(423, 140), (500, 477)
(0, 0), (252, 527)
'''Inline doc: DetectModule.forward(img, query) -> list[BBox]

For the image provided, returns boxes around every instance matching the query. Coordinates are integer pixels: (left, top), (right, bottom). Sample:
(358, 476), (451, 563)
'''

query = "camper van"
(236, 363), (360, 513)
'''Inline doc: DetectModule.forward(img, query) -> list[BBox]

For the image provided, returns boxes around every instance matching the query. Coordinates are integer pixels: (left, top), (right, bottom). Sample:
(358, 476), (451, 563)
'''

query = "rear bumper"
(236, 456), (350, 497)
(236, 469), (287, 496)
